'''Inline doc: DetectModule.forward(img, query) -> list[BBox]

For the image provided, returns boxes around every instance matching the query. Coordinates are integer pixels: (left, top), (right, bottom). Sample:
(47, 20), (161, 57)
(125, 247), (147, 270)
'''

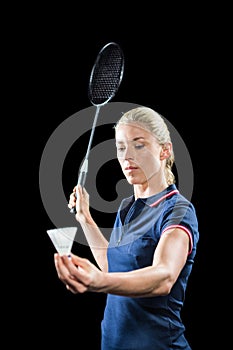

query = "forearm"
(59, 256), (174, 297)
(98, 265), (173, 297)
(79, 218), (109, 272)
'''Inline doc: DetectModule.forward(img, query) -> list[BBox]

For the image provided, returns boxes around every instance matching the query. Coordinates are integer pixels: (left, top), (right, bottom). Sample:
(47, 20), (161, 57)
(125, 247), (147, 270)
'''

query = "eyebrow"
(116, 137), (146, 144)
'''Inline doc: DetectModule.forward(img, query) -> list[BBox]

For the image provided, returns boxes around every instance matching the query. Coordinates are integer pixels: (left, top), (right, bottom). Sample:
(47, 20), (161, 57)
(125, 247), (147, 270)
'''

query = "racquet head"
(88, 42), (124, 106)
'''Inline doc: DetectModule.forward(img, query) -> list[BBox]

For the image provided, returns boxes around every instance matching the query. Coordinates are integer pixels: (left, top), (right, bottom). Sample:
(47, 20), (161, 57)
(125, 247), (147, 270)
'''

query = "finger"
(54, 254), (72, 283)
(68, 192), (76, 208)
(69, 192), (76, 201)
(61, 256), (87, 280)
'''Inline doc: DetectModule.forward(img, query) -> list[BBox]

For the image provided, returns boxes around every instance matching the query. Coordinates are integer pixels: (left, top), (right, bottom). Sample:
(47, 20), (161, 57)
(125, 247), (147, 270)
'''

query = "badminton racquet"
(70, 42), (124, 214)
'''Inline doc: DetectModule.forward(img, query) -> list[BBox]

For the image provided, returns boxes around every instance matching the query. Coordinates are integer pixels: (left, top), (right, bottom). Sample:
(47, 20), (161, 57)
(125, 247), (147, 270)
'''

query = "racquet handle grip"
(78, 170), (87, 188)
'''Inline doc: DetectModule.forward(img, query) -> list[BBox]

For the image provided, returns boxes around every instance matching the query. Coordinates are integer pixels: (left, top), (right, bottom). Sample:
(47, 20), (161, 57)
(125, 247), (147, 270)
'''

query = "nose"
(122, 145), (134, 160)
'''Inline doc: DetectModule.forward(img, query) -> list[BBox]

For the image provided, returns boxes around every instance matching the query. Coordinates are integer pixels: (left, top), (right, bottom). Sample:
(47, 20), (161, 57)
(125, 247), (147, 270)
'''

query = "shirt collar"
(121, 184), (179, 208)
(140, 184), (179, 207)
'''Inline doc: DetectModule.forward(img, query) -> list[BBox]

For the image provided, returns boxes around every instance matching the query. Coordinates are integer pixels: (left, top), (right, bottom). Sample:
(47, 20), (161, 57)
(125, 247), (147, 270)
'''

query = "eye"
(134, 144), (145, 150)
(116, 146), (126, 152)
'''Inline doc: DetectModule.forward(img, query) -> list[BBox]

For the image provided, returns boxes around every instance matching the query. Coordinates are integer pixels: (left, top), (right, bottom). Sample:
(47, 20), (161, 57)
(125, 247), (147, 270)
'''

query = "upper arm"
(152, 227), (190, 284)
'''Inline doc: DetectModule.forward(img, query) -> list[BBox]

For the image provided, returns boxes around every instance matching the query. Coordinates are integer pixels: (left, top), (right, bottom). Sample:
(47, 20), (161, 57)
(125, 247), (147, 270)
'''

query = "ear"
(160, 143), (172, 160)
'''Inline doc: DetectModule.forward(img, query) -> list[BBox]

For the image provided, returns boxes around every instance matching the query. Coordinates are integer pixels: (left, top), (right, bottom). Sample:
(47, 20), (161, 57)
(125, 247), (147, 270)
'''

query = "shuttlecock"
(46, 227), (77, 256)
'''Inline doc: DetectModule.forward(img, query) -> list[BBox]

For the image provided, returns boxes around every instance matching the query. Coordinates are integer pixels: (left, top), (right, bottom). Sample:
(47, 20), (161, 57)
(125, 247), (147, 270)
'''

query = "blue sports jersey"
(101, 184), (199, 350)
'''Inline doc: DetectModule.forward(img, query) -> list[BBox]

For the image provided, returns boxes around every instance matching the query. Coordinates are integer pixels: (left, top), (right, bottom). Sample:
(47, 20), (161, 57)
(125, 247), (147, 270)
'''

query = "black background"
(10, 6), (227, 349)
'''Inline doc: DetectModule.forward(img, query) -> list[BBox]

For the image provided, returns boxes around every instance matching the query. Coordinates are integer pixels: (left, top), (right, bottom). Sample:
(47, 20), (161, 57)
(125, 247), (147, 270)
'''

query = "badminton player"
(54, 106), (199, 350)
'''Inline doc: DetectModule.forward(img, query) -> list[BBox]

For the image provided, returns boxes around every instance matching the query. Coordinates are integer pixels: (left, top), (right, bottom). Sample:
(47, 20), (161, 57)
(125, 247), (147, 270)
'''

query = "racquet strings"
(88, 42), (124, 106)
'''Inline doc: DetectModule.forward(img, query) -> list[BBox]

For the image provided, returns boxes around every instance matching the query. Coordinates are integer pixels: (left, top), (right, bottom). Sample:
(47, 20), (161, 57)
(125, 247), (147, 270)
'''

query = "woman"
(54, 106), (199, 349)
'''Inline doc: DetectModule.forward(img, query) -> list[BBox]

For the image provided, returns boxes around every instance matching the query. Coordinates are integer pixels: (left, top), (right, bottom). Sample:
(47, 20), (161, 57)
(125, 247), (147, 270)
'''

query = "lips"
(125, 166), (138, 170)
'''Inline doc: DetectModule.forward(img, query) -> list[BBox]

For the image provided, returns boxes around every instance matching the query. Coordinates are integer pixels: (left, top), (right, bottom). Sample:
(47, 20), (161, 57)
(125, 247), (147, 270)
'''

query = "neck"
(134, 179), (169, 199)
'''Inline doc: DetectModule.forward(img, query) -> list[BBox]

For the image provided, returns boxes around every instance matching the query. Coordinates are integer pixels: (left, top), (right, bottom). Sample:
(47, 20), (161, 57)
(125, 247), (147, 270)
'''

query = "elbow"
(152, 274), (175, 296)
(157, 281), (173, 296)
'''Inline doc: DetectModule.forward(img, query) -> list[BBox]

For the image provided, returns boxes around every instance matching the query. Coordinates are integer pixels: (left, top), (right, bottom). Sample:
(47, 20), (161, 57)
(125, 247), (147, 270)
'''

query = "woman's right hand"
(68, 186), (77, 210)
(68, 185), (91, 224)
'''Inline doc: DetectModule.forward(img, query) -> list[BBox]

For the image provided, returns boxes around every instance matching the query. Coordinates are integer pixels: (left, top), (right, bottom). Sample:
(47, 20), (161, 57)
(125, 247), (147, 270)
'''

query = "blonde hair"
(115, 106), (175, 185)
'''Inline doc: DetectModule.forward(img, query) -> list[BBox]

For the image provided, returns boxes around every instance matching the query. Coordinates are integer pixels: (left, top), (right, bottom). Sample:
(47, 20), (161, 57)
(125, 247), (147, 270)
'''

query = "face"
(115, 123), (168, 186)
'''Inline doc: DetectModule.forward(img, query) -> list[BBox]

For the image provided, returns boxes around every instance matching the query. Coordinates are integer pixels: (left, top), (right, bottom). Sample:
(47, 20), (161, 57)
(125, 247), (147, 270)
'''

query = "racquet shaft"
(84, 105), (100, 162)
(70, 106), (100, 214)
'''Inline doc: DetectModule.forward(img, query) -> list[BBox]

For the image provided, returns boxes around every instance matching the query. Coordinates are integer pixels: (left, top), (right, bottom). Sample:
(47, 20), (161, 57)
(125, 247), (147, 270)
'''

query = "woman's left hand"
(54, 253), (105, 294)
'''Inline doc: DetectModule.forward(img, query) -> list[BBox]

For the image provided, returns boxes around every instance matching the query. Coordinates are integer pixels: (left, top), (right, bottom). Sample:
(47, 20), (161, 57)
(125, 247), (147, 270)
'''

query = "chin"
(126, 177), (142, 185)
